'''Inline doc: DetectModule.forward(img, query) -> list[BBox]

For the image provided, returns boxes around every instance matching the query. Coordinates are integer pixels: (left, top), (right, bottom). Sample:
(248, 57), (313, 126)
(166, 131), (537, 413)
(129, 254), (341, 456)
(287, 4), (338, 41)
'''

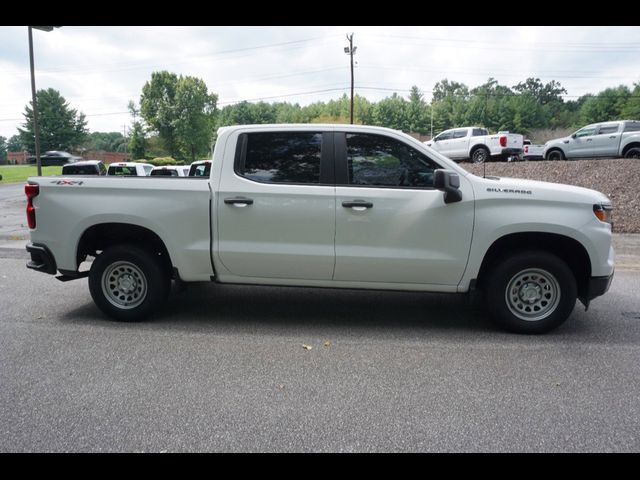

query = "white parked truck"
(107, 162), (154, 176)
(522, 140), (545, 160)
(425, 127), (524, 163)
(150, 165), (190, 177)
(24, 124), (614, 333)
(544, 120), (640, 160)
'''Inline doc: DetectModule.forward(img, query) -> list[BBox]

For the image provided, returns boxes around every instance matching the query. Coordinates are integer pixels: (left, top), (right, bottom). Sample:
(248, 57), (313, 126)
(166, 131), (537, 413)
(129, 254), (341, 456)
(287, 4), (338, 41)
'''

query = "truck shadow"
(61, 282), (604, 340)
(61, 282), (499, 336)
(164, 282), (494, 332)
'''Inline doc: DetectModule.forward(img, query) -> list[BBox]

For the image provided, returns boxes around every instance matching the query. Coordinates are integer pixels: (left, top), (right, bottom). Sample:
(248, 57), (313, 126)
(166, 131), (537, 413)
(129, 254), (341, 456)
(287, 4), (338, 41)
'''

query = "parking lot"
(1, 181), (639, 452)
(1, 252), (640, 452)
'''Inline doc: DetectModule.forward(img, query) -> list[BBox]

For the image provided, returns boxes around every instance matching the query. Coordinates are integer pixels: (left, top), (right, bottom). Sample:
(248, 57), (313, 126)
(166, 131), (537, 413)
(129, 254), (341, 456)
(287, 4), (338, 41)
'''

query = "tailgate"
(506, 134), (523, 149)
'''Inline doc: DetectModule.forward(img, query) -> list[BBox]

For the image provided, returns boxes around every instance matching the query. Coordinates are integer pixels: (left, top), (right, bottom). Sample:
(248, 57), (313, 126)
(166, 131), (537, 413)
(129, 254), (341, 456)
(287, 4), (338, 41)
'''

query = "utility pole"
(344, 33), (357, 124)
(28, 27), (43, 176)
(123, 125), (128, 155)
(28, 26), (60, 176)
(430, 99), (434, 139)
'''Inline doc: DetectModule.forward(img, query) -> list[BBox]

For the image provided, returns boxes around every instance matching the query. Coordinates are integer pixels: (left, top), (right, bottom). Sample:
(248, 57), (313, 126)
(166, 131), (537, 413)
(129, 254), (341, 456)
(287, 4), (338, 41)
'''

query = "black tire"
(471, 147), (490, 164)
(484, 251), (577, 334)
(546, 149), (564, 161)
(624, 147), (640, 159)
(89, 244), (171, 321)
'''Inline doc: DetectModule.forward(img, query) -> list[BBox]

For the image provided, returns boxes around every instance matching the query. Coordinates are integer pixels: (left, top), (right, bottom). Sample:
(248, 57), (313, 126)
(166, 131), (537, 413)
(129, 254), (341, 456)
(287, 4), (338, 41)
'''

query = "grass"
(0, 165), (62, 184)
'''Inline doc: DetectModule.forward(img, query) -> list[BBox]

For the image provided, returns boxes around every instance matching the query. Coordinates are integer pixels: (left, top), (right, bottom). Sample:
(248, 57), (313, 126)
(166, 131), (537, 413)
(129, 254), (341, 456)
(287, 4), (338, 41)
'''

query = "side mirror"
(434, 170), (462, 204)
(571, 133), (577, 139)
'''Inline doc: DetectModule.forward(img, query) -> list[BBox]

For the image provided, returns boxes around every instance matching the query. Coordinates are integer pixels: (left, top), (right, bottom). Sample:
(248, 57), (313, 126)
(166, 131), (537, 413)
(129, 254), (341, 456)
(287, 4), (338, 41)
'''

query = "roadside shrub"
(148, 156), (179, 166)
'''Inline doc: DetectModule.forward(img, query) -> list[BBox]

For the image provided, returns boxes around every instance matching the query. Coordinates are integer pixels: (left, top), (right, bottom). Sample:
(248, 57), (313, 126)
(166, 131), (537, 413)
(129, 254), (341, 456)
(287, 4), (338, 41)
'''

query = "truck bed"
(27, 176), (213, 281)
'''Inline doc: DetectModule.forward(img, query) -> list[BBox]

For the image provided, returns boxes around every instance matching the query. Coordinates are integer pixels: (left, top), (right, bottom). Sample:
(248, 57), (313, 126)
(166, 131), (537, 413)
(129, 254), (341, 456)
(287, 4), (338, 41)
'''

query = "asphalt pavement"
(0, 255), (639, 452)
(1, 181), (639, 452)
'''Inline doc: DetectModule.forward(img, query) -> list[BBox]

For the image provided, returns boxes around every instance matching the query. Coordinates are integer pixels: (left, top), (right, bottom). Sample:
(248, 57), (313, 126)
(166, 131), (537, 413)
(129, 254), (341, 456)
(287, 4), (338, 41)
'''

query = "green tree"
(83, 132), (126, 151)
(127, 100), (146, 159)
(513, 78), (567, 127)
(620, 83), (640, 120)
(140, 71), (180, 158)
(373, 93), (409, 131)
(513, 78), (567, 105)
(127, 122), (145, 159)
(579, 85), (631, 124)
(432, 79), (469, 102)
(431, 79), (469, 133)
(407, 86), (429, 134)
(174, 76), (218, 161)
(7, 135), (23, 152)
(18, 88), (88, 152)
(0, 136), (6, 163)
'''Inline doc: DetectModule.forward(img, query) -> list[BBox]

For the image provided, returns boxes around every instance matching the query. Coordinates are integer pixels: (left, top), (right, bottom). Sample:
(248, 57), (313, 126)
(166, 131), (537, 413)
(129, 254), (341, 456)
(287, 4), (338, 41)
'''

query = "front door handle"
(224, 196), (254, 207)
(609, 136), (617, 139)
(342, 200), (373, 211)
(586, 138), (592, 142)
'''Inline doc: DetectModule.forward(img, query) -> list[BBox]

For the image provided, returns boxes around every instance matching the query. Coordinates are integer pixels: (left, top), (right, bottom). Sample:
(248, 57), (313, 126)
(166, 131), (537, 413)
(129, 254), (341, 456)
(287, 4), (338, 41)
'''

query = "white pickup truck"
(425, 127), (524, 163)
(522, 140), (545, 160)
(107, 162), (154, 176)
(24, 124), (614, 333)
(544, 120), (640, 160)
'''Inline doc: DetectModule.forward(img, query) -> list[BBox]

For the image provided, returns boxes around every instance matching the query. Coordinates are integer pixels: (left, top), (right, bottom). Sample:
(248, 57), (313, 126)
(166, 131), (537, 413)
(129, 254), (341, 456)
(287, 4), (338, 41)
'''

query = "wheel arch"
(470, 144), (490, 155)
(545, 147), (565, 160)
(469, 144), (490, 163)
(476, 232), (591, 300)
(77, 223), (173, 275)
(622, 142), (640, 156)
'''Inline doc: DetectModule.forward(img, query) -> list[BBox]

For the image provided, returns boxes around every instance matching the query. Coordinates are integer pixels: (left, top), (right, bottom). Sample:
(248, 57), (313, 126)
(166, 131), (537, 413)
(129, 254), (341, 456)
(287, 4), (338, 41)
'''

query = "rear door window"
(597, 124), (619, 135)
(237, 132), (323, 184)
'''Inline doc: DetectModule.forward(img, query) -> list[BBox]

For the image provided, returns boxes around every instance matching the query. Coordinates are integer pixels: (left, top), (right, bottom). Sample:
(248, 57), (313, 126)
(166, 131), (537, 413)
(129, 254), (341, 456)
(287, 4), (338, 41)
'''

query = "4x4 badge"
(50, 180), (84, 186)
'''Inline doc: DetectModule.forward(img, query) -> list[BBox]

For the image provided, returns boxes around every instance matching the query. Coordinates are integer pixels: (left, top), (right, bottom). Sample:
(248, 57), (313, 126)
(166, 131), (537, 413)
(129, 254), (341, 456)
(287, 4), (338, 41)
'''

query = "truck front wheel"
(89, 244), (171, 321)
(546, 149), (565, 161)
(485, 251), (577, 334)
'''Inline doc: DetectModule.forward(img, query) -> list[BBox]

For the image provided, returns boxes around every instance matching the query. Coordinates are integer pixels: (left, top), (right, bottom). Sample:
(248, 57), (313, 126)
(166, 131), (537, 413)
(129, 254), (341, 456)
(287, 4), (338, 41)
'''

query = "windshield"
(150, 169), (178, 176)
(108, 166), (138, 176)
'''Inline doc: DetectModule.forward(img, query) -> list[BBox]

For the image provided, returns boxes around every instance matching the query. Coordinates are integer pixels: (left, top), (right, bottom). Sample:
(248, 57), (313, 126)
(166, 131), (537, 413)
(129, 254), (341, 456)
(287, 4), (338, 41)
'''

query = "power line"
(218, 87), (351, 106)
(361, 33), (640, 53)
(0, 35), (343, 77)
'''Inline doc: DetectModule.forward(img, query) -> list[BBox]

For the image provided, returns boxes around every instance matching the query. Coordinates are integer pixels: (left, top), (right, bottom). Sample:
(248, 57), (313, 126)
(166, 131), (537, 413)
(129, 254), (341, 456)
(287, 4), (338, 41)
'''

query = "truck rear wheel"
(89, 244), (171, 321)
(471, 147), (489, 163)
(485, 251), (577, 334)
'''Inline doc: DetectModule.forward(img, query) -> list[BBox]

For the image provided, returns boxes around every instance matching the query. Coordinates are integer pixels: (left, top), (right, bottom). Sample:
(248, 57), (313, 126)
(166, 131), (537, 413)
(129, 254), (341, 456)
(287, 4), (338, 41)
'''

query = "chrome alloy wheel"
(505, 268), (561, 322)
(101, 261), (148, 309)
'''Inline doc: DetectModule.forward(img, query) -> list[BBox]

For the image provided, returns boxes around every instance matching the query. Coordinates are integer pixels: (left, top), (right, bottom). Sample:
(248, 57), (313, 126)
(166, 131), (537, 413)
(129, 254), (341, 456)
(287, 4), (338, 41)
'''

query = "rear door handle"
(586, 138), (592, 142)
(609, 136), (617, 139)
(224, 196), (254, 207)
(342, 200), (373, 210)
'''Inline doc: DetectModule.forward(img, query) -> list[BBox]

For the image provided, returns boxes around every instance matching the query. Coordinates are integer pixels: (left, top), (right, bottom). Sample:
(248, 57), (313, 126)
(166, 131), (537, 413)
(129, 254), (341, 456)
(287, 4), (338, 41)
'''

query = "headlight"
(593, 204), (613, 225)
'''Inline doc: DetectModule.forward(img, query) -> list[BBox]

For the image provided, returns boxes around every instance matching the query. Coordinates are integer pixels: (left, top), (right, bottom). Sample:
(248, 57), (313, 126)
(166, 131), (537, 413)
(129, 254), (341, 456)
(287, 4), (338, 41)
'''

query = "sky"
(1, 25), (639, 140)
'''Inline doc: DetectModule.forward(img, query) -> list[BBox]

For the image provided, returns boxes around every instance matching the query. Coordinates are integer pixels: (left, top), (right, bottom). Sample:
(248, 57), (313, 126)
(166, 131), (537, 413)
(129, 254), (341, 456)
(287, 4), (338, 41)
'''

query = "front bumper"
(579, 271), (614, 309)
(586, 272), (614, 301)
(26, 243), (57, 275)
